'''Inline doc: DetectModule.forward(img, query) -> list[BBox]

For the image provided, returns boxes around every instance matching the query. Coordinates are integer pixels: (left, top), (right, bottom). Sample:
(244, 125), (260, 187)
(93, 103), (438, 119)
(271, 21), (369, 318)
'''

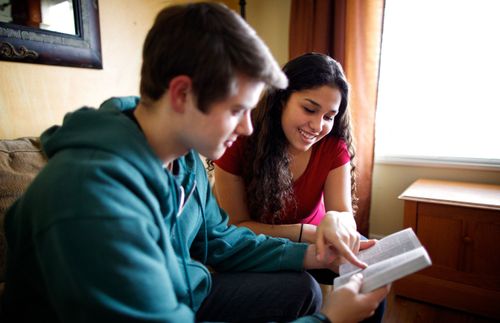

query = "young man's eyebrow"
(232, 104), (249, 110)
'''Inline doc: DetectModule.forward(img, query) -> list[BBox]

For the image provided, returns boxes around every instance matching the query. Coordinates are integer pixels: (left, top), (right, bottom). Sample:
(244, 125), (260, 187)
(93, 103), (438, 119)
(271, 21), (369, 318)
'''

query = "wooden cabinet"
(396, 179), (500, 319)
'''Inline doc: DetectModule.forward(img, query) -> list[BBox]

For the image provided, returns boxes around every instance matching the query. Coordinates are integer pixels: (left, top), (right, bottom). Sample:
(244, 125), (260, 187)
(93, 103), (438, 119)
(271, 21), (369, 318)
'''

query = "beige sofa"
(0, 137), (48, 303)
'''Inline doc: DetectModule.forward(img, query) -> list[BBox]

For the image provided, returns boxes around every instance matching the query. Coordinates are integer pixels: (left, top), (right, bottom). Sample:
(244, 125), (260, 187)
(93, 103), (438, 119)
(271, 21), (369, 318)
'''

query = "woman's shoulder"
(312, 136), (350, 169)
(315, 135), (347, 154)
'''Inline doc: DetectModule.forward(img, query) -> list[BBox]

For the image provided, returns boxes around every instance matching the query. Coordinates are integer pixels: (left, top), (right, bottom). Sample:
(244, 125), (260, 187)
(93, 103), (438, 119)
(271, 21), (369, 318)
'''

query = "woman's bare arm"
(213, 165), (315, 242)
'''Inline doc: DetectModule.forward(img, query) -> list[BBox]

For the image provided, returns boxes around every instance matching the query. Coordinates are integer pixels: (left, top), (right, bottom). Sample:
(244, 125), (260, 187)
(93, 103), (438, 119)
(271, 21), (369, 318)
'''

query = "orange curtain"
(289, 0), (385, 236)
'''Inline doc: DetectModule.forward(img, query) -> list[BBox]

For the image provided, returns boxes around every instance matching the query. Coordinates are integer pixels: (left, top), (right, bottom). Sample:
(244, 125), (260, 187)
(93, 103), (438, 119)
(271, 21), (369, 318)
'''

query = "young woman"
(212, 52), (386, 322)
(213, 52), (364, 267)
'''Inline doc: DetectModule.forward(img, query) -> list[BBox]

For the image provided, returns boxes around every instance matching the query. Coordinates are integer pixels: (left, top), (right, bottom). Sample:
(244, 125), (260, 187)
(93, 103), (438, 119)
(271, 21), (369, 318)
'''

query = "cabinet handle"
(463, 236), (473, 244)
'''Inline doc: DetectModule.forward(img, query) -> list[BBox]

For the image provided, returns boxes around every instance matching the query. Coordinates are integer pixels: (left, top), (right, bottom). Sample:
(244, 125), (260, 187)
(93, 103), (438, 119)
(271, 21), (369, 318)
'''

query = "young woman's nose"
(308, 116), (323, 133)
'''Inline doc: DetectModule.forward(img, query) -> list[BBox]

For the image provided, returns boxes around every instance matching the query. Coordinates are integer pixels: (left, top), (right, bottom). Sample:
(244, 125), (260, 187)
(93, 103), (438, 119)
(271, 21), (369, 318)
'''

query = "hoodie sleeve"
(190, 154), (308, 273)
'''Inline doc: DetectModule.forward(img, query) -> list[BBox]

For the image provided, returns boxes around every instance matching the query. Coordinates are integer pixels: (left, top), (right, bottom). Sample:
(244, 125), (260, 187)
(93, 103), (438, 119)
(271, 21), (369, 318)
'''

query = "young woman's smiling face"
(281, 85), (342, 155)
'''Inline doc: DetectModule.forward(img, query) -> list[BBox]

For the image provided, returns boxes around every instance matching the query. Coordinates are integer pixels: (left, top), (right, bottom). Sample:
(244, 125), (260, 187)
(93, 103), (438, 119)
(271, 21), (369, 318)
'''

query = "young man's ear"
(168, 75), (192, 113)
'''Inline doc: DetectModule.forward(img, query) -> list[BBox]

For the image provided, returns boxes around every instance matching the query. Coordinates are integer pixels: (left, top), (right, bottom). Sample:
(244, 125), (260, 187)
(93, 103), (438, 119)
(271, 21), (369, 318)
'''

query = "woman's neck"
(288, 148), (312, 181)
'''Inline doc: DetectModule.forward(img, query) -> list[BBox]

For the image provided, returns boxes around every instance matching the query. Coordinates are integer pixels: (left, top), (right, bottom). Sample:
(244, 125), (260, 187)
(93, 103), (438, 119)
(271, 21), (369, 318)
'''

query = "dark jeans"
(196, 271), (322, 322)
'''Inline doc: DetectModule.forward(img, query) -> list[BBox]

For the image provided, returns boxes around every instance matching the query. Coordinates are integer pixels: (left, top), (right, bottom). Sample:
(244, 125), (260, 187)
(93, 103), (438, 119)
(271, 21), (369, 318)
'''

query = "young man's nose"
(237, 110), (253, 136)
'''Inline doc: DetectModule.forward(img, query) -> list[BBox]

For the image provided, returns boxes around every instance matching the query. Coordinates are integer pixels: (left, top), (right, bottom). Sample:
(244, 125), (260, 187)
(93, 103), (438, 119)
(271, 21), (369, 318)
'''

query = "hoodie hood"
(41, 96), (167, 193)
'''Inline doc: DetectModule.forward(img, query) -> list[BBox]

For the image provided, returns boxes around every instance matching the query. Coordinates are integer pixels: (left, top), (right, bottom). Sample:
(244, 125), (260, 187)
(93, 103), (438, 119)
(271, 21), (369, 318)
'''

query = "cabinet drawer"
(417, 203), (500, 290)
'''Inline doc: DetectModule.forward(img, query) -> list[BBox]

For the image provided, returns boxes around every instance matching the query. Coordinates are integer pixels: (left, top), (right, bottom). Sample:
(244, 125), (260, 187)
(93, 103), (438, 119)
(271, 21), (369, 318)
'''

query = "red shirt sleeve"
(326, 137), (350, 170)
(213, 136), (247, 176)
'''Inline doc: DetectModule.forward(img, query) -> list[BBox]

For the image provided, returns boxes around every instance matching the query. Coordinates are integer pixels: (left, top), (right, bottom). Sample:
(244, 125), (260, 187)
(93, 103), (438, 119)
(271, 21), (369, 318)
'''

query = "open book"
(333, 228), (431, 293)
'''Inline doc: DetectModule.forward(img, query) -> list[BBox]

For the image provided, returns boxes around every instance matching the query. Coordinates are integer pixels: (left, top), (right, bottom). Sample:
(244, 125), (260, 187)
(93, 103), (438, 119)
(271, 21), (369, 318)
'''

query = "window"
(375, 0), (500, 168)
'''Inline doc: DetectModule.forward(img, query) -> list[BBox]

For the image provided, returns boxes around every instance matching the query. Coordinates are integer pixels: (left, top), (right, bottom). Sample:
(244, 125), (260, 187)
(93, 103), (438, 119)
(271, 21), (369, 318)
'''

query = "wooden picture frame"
(0, 0), (102, 69)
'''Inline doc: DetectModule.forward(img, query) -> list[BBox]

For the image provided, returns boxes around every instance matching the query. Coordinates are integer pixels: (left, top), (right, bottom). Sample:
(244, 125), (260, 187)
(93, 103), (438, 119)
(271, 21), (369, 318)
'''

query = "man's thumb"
(344, 273), (363, 292)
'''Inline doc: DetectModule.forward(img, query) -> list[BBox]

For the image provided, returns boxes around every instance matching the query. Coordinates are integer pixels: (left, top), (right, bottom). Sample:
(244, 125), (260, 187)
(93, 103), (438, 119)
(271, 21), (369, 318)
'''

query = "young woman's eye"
(324, 115), (335, 122)
(303, 106), (315, 113)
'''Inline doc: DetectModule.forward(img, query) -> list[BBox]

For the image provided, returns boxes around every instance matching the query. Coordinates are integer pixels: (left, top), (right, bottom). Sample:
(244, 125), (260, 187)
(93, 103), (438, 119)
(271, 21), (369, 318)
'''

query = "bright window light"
(375, 0), (500, 165)
(40, 0), (76, 35)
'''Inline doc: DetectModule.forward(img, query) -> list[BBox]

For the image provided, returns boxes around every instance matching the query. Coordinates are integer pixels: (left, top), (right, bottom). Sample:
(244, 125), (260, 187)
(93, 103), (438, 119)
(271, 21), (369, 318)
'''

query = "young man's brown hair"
(139, 2), (287, 112)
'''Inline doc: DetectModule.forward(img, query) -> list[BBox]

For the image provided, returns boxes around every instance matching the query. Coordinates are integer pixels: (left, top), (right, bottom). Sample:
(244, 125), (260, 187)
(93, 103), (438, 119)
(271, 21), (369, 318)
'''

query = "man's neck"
(134, 98), (188, 165)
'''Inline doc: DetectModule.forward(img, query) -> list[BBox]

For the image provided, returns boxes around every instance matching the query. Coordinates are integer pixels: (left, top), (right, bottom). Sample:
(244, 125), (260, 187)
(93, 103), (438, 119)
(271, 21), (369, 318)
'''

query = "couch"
(0, 137), (48, 302)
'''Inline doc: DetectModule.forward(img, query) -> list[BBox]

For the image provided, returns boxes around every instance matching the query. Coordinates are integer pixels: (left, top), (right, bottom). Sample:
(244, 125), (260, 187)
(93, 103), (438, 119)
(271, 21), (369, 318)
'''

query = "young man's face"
(186, 75), (264, 160)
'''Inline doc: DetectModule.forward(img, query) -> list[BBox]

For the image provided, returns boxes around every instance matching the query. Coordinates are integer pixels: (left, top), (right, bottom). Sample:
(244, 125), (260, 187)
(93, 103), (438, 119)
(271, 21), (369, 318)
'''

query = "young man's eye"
(232, 109), (244, 116)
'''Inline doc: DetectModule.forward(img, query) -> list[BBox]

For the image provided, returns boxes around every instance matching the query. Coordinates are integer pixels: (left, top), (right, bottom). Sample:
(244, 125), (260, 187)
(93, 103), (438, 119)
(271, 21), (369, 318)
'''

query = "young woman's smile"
(298, 128), (318, 144)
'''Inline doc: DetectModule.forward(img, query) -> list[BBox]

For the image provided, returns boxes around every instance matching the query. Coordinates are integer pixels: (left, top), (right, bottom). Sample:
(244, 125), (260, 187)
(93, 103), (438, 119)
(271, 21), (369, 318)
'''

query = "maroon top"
(214, 135), (350, 225)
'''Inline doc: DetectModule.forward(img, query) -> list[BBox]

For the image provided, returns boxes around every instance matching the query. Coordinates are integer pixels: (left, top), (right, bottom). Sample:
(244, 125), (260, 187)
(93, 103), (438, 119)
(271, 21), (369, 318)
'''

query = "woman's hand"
(315, 211), (367, 269)
(303, 244), (341, 271)
(303, 239), (376, 273)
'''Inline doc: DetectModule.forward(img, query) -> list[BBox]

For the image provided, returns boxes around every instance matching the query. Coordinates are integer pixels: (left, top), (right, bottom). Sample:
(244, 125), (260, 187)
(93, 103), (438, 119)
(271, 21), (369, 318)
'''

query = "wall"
(246, 0), (291, 67)
(0, 0), (168, 139)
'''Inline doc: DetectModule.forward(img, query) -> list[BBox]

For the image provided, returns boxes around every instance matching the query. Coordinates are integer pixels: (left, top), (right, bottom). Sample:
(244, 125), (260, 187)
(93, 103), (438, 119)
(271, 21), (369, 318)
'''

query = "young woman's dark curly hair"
(241, 52), (358, 224)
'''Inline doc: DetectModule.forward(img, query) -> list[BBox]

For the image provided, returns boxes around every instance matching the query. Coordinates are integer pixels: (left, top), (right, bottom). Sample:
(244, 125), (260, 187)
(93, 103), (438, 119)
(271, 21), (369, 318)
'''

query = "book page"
(340, 228), (422, 275)
(334, 246), (432, 293)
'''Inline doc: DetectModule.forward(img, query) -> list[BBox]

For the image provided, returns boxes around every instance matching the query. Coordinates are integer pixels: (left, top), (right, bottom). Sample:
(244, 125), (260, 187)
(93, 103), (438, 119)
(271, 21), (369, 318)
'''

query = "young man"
(2, 3), (388, 322)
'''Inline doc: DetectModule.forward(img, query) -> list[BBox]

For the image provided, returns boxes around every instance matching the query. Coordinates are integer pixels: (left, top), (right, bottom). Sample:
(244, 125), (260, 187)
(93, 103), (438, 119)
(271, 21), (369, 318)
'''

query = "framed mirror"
(0, 0), (102, 69)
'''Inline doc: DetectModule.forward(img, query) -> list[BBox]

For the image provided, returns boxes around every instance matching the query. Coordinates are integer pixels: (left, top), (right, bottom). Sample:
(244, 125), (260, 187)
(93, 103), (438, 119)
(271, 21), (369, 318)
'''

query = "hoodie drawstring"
(174, 184), (195, 308)
(193, 182), (208, 264)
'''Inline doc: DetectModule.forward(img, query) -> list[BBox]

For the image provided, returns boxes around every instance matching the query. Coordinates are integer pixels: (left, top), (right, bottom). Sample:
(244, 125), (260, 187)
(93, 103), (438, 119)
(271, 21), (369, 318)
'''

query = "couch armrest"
(0, 137), (47, 286)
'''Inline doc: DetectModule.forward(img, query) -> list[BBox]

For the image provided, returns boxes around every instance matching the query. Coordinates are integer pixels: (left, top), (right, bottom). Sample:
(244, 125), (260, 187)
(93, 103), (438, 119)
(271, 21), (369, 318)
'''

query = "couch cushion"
(0, 137), (47, 283)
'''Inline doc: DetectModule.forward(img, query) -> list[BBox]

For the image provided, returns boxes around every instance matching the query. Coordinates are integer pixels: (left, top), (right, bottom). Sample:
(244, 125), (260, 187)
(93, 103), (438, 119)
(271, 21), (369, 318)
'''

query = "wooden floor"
(383, 289), (498, 323)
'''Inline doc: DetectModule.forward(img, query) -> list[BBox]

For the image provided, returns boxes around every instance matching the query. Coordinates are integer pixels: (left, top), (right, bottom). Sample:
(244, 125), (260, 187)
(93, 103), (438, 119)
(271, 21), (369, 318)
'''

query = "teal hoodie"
(3, 97), (317, 322)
